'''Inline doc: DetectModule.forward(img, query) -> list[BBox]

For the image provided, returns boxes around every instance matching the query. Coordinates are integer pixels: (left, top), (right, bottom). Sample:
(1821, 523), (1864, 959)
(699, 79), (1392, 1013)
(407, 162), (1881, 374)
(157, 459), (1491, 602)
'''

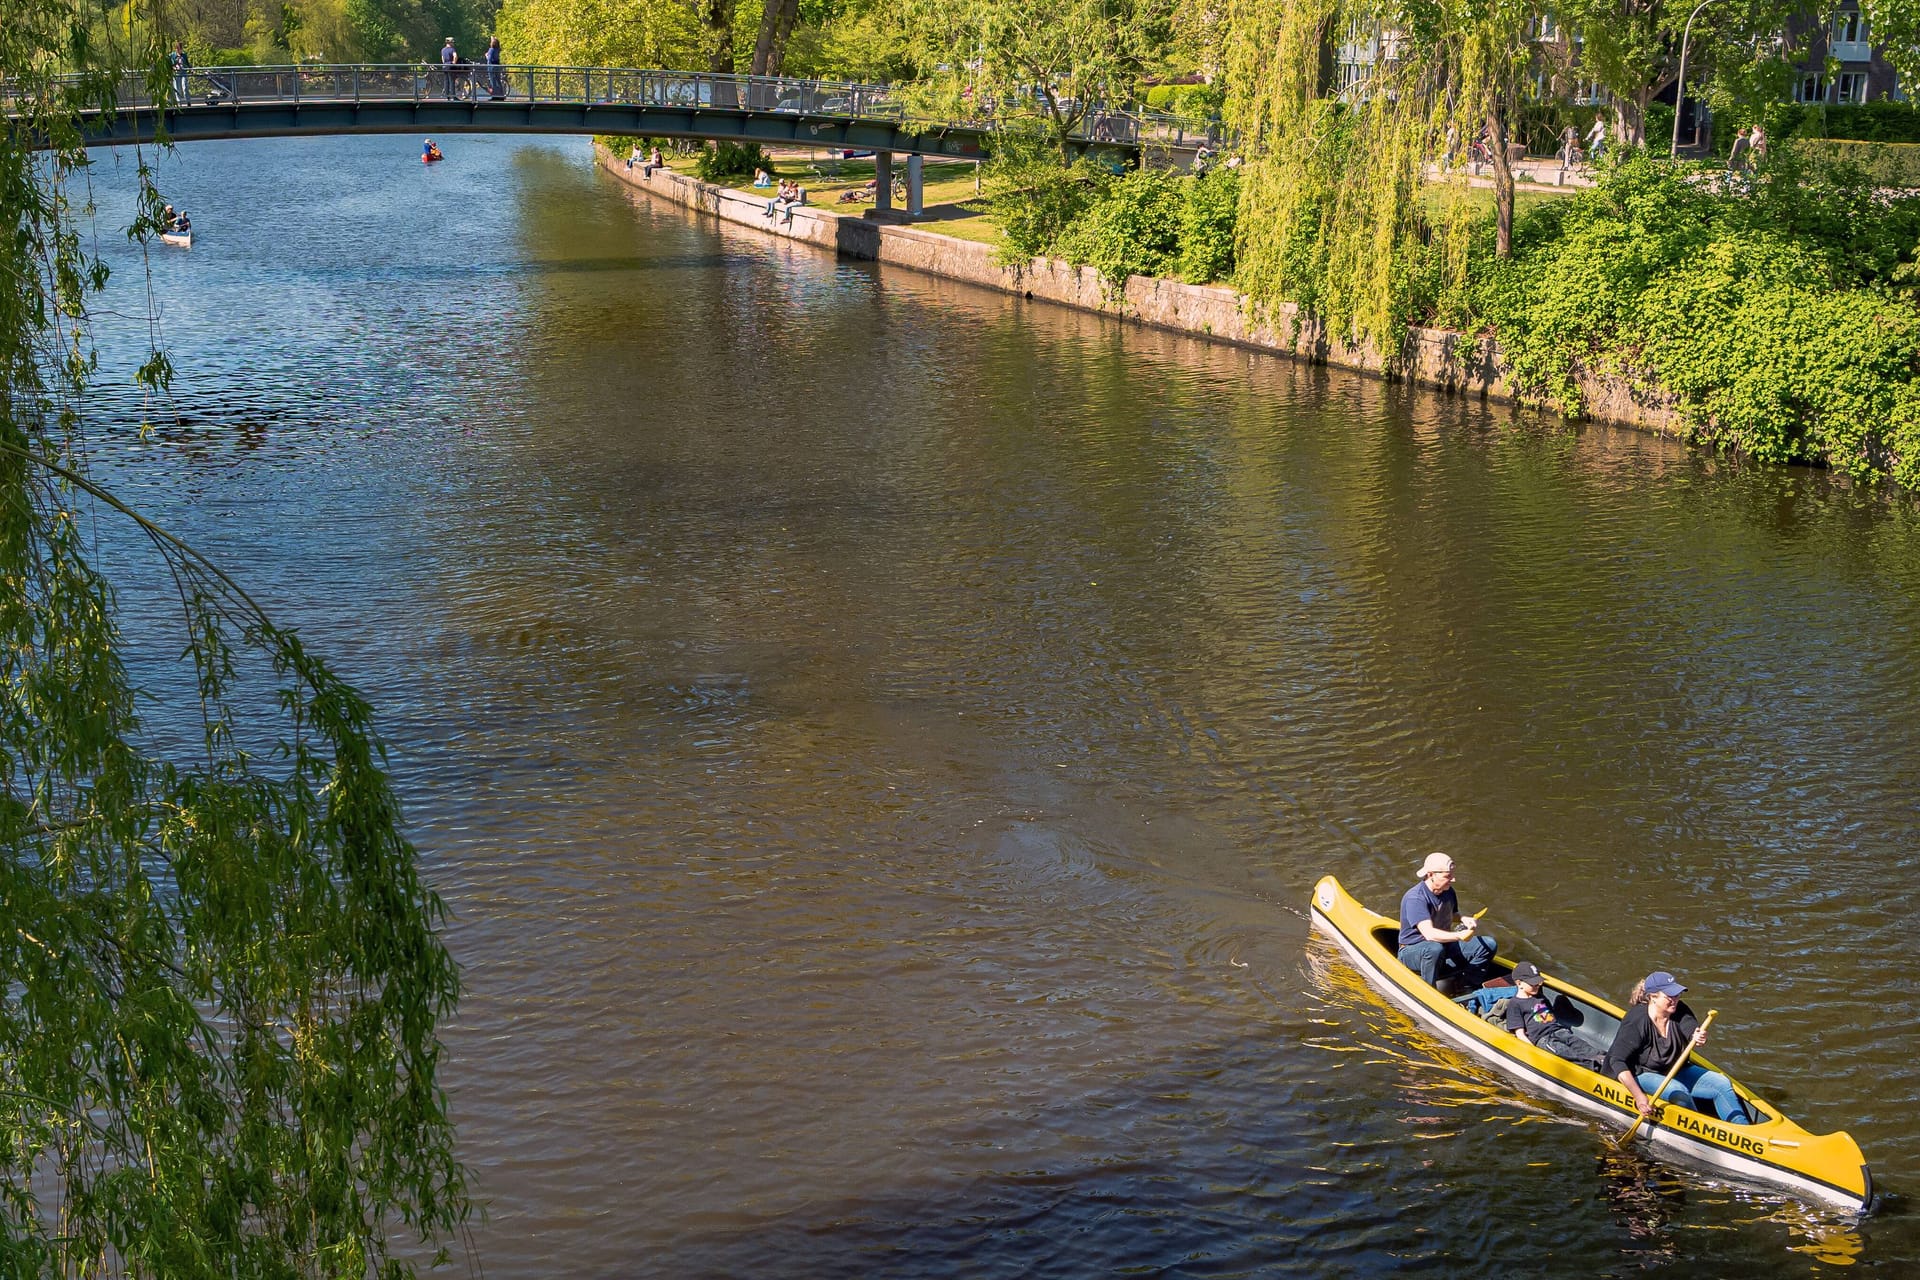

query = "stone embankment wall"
(596, 147), (1681, 436)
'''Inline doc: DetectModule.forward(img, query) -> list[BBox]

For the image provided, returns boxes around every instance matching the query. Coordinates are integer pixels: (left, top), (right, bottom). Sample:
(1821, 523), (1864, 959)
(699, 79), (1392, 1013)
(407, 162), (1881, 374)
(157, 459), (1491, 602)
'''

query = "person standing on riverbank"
(1397, 853), (1498, 990)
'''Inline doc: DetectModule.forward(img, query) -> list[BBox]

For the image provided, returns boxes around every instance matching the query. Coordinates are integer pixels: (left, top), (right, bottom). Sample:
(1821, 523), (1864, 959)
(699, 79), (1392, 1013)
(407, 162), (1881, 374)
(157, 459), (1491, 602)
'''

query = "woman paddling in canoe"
(1604, 971), (1753, 1125)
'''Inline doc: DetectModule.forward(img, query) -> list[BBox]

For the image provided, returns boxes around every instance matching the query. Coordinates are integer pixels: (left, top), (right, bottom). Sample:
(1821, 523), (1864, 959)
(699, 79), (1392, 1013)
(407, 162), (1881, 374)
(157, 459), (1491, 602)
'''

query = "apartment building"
(1334, 4), (1905, 109)
(1790, 5), (1903, 104)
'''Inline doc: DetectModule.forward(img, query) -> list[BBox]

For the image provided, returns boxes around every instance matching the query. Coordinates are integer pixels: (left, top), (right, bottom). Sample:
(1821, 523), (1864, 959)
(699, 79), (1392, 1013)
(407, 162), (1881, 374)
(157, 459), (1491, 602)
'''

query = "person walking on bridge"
(169, 41), (192, 105)
(441, 38), (459, 100)
(485, 37), (504, 100)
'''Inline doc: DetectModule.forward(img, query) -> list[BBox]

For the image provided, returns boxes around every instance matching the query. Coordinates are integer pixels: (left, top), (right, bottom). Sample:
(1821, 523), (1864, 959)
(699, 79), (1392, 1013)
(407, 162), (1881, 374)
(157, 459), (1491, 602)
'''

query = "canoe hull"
(1309, 874), (1871, 1212)
(160, 231), (191, 247)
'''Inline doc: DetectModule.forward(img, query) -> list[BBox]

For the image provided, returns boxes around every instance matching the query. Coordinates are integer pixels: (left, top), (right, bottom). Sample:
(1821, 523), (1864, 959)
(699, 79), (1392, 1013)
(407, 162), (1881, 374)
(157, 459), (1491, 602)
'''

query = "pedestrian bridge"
(31, 63), (1214, 169)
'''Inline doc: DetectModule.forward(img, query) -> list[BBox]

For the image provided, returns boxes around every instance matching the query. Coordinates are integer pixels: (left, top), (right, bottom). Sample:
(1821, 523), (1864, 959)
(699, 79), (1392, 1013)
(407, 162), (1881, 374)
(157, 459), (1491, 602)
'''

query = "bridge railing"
(7, 63), (1222, 151)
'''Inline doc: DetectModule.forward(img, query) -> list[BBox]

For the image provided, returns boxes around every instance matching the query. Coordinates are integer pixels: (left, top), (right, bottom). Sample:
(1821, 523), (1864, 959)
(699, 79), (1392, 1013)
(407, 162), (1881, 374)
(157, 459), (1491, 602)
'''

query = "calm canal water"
(82, 134), (1920, 1276)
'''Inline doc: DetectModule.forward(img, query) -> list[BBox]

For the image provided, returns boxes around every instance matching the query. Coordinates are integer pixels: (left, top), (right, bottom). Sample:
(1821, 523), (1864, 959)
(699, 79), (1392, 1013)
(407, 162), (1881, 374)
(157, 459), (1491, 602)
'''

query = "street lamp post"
(1671, 0), (1716, 157)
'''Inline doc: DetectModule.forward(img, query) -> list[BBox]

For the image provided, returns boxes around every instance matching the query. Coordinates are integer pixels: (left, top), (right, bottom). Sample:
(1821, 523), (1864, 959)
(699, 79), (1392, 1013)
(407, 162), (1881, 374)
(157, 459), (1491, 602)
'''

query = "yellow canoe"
(1310, 874), (1871, 1212)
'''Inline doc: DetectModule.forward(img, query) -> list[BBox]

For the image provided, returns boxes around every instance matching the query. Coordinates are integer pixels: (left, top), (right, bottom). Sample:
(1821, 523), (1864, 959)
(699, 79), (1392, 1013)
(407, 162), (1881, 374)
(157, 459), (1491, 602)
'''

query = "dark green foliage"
(1477, 153), (1920, 487)
(1179, 167), (1239, 283)
(985, 140), (1113, 265)
(1764, 100), (1920, 144)
(1793, 140), (1920, 189)
(987, 150), (1242, 291)
(696, 140), (770, 181)
(1058, 167), (1186, 291)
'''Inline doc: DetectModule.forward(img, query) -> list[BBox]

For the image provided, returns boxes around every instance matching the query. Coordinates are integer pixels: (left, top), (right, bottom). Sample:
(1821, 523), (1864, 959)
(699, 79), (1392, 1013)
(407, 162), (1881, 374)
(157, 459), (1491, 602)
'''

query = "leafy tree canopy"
(1, 6), (472, 1278)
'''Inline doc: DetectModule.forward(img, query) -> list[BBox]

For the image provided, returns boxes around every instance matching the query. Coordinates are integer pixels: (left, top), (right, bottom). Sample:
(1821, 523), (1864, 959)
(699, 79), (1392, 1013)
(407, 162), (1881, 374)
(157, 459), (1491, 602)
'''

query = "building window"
(1832, 10), (1865, 44)
(1835, 71), (1868, 103)
(1794, 74), (1826, 102)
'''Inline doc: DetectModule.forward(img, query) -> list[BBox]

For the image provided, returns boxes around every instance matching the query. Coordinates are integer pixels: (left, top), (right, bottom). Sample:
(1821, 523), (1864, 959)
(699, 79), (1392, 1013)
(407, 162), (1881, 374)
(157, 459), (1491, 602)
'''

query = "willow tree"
(1224, 0), (1540, 355)
(2, 9), (470, 1279)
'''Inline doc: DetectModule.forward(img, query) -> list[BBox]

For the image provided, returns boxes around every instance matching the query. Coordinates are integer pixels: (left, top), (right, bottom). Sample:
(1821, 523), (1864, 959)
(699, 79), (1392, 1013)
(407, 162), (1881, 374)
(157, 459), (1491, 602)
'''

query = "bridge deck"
(12, 65), (1218, 161)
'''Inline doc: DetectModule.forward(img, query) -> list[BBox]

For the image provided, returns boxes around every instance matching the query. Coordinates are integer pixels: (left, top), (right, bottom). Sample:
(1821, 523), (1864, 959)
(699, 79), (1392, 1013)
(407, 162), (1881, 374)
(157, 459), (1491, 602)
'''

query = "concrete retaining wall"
(596, 147), (1683, 436)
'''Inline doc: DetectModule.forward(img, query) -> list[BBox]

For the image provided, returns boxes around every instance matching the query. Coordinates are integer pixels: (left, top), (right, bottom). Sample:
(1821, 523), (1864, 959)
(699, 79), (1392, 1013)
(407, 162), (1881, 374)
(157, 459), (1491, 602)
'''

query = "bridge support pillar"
(874, 151), (893, 214)
(905, 154), (923, 217)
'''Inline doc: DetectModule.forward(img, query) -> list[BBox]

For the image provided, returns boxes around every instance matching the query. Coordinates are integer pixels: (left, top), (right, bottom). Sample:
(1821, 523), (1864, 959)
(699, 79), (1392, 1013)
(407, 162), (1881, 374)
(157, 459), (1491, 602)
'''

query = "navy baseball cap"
(1644, 971), (1686, 999)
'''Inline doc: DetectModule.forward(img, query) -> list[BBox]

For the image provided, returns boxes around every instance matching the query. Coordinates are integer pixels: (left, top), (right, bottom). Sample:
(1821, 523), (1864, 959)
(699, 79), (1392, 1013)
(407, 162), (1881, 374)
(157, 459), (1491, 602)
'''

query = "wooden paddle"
(1613, 1008), (1717, 1149)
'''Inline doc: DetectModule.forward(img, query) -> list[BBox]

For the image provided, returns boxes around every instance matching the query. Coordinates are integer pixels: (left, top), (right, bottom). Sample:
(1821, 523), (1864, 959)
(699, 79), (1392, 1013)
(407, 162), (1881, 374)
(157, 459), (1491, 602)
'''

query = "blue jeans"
(1636, 1065), (1751, 1124)
(1398, 934), (1497, 987)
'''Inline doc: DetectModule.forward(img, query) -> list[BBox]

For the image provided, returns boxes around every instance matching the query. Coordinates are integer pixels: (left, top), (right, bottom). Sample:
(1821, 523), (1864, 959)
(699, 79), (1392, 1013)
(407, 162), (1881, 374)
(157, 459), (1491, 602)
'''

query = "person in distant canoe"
(1397, 852), (1497, 989)
(1504, 961), (1605, 1071)
(1604, 970), (1753, 1124)
(423, 139), (443, 162)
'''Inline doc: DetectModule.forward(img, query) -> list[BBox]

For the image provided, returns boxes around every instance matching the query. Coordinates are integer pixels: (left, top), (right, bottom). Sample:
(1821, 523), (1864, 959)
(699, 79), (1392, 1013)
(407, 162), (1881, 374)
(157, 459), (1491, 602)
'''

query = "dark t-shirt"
(1604, 1001), (1701, 1079)
(1505, 992), (1558, 1043)
(1398, 881), (1457, 949)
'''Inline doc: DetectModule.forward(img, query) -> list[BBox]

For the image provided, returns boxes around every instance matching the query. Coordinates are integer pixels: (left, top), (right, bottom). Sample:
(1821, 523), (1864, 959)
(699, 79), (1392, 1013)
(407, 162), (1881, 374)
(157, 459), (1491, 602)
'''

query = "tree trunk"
(767, 0), (801, 77)
(750, 0), (778, 76)
(752, 0), (800, 78)
(1615, 93), (1647, 149)
(1487, 108), (1514, 259)
(706, 0), (736, 74)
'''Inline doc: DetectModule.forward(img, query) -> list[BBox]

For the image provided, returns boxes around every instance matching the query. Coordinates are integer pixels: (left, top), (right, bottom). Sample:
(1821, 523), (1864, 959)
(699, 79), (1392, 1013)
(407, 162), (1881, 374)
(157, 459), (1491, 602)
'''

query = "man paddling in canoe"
(1604, 971), (1753, 1125)
(1397, 852), (1498, 991)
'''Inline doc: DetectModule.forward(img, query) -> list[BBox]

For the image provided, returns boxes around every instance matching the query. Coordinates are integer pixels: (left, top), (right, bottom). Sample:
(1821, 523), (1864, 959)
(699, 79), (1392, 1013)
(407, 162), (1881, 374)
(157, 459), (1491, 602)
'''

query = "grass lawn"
(655, 149), (1005, 246)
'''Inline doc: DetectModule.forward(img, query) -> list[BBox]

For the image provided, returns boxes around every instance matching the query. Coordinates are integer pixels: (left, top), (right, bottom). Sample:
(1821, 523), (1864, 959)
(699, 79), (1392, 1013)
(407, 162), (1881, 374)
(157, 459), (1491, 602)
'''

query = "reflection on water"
(75, 134), (1920, 1276)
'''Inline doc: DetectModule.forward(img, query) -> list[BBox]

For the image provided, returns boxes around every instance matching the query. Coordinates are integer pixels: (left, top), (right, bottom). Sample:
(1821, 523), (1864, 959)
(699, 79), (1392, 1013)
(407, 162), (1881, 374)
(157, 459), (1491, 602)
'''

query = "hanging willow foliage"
(1224, 0), (1542, 359)
(1, 4), (471, 1277)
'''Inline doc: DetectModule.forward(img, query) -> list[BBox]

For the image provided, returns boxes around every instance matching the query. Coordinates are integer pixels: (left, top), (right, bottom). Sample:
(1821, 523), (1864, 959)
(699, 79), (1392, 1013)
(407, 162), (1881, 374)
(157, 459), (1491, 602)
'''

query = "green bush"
(1793, 139), (1920, 189)
(1765, 100), (1920, 144)
(1057, 167), (1186, 293)
(1180, 167), (1238, 283)
(1142, 84), (1223, 117)
(984, 141), (1111, 264)
(599, 135), (638, 160)
(695, 141), (768, 182)
(1476, 152), (1920, 486)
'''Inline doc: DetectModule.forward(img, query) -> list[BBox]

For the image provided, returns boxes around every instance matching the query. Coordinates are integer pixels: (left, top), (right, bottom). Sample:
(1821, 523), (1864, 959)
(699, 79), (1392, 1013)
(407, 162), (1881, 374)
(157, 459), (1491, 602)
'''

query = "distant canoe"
(423, 152), (443, 164)
(160, 229), (192, 248)
(1309, 874), (1872, 1212)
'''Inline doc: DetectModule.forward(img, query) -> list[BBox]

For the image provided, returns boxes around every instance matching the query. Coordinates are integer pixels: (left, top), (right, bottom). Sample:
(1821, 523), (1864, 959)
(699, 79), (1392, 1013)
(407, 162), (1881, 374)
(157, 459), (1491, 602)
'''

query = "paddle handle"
(1613, 1009), (1718, 1149)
